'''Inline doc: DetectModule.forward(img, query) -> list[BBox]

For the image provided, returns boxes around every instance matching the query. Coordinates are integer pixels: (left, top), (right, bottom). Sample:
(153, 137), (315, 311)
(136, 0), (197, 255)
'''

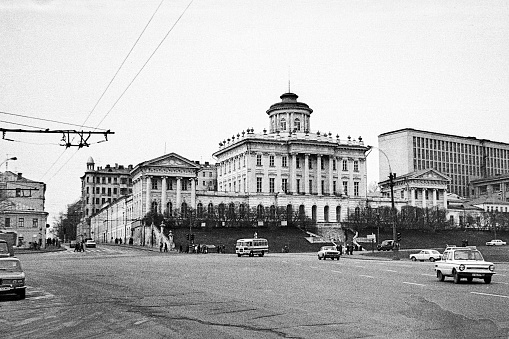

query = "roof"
(266, 92), (313, 115)
(378, 128), (509, 147)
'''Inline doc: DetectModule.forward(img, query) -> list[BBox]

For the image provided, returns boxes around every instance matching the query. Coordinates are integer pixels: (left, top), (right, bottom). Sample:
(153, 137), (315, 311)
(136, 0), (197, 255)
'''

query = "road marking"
(134, 319), (148, 325)
(385, 269), (398, 273)
(354, 265), (365, 268)
(421, 274), (436, 277)
(402, 282), (426, 287)
(359, 275), (374, 278)
(331, 270), (342, 273)
(471, 292), (509, 299)
(496, 282), (509, 285)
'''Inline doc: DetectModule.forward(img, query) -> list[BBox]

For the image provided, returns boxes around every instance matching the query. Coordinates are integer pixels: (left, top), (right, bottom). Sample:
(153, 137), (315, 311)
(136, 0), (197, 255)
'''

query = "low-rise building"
(0, 171), (48, 248)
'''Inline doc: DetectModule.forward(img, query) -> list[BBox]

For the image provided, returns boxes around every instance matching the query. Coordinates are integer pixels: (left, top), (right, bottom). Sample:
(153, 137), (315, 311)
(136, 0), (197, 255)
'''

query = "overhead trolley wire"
(95, 0), (194, 129)
(40, 0), (167, 182)
(0, 110), (106, 131)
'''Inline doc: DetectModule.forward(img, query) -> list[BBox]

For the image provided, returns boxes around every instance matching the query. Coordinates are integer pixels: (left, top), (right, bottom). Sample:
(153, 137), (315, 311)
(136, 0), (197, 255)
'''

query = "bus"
(236, 238), (268, 257)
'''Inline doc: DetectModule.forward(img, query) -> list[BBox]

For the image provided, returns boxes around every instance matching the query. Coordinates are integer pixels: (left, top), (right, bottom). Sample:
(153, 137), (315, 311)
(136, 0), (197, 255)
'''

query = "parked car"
(435, 247), (495, 284)
(377, 240), (394, 251)
(0, 257), (26, 299)
(486, 239), (506, 246)
(317, 246), (340, 260)
(0, 239), (14, 257)
(409, 249), (442, 262)
(85, 239), (96, 248)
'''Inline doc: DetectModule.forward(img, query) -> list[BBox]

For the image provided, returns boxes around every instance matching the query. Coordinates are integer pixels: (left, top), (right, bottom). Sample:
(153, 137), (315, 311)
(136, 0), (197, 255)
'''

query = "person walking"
(164, 243), (168, 252)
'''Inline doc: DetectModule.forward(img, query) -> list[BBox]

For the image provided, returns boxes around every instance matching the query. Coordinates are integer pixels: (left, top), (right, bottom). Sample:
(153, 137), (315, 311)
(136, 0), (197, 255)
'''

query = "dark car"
(377, 240), (394, 251)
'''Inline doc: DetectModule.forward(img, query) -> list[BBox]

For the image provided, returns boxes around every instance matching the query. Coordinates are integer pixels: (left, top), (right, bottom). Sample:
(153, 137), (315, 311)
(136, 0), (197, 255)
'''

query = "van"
(0, 240), (14, 257)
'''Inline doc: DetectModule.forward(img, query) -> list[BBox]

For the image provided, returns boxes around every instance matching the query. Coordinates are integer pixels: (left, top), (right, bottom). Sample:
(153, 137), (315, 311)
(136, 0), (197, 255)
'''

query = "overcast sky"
(1, 0), (508, 224)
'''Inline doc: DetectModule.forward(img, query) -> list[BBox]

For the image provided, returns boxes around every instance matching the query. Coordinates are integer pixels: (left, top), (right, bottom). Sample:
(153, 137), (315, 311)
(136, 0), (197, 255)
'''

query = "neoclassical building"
(89, 92), (371, 244)
(378, 168), (450, 209)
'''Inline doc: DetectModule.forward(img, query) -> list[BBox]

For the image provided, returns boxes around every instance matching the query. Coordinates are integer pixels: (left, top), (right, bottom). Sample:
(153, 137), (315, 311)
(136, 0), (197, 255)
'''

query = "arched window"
(218, 203), (225, 219)
(166, 202), (172, 216)
(336, 206), (341, 222)
(311, 205), (317, 221)
(257, 204), (264, 219)
(324, 205), (329, 222)
(355, 207), (360, 219)
(197, 203), (203, 218)
(151, 201), (158, 213)
(299, 204), (305, 220)
(181, 202), (188, 218)
(280, 118), (286, 131)
(294, 118), (301, 131)
(228, 203), (235, 219)
(286, 204), (293, 222)
(270, 205), (276, 220)
(207, 203), (214, 216)
(239, 203), (246, 218)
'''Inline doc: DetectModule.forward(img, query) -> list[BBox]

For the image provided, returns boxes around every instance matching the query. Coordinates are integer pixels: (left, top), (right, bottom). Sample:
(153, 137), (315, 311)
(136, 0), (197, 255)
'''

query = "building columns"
(176, 177), (182, 209)
(145, 176), (152, 215)
(161, 176), (167, 215)
(422, 188), (427, 209)
(329, 155), (334, 196)
(432, 189), (437, 207)
(304, 154), (310, 195)
(317, 155), (322, 195)
(411, 188), (416, 207)
(191, 178), (196, 209)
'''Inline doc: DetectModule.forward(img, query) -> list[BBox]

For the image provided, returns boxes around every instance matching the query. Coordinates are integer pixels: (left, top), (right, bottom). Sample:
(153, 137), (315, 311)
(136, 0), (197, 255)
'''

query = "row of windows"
(271, 117), (303, 132)
(413, 137), (509, 173)
(219, 178), (359, 196)
(86, 187), (127, 195)
(4, 217), (38, 228)
(86, 175), (131, 185)
(219, 154), (361, 176)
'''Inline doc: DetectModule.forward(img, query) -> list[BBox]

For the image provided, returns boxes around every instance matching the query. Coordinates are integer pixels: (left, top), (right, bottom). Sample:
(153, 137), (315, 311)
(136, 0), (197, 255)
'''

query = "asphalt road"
(2, 245), (508, 339)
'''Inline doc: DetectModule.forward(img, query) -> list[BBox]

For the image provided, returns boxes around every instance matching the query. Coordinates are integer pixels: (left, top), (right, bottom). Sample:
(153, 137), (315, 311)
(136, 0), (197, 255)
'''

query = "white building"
(89, 91), (371, 244)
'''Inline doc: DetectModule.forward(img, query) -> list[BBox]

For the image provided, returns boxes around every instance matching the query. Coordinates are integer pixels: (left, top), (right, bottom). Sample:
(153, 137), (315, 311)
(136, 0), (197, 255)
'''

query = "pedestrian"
(160, 242), (163, 252)
(164, 243), (168, 252)
(338, 244), (343, 255)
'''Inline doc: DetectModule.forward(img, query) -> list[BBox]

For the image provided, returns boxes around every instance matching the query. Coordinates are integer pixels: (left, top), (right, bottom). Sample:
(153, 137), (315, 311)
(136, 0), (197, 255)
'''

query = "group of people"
(336, 244), (355, 255)
(74, 240), (86, 252)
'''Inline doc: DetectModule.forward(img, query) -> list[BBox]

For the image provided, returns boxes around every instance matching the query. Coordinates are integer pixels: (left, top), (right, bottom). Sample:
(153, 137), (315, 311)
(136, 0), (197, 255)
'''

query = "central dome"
(266, 92), (313, 115)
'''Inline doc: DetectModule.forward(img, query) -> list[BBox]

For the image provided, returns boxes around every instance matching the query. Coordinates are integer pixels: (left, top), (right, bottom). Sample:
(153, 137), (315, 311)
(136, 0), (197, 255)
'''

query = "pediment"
(142, 153), (200, 169)
(410, 169), (450, 181)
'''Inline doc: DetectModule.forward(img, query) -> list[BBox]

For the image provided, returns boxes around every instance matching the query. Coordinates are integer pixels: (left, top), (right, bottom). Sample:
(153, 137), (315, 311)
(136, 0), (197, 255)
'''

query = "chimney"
(17, 173), (23, 180)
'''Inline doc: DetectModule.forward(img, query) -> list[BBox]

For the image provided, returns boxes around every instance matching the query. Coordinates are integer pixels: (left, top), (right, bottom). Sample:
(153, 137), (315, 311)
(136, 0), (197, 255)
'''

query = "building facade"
(378, 128), (509, 198)
(0, 171), (48, 248)
(89, 92), (371, 244)
(378, 168), (450, 210)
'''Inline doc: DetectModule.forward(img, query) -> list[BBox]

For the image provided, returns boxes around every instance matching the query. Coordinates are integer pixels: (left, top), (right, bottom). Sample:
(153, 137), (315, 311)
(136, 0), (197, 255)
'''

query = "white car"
(317, 246), (340, 260)
(434, 247), (495, 284)
(486, 239), (506, 246)
(409, 249), (442, 262)
(85, 239), (96, 248)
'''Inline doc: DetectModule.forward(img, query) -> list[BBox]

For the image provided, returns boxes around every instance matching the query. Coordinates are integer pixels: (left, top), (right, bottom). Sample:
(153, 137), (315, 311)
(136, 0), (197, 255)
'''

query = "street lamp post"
(367, 146), (399, 259)
(1, 156), (17, 171)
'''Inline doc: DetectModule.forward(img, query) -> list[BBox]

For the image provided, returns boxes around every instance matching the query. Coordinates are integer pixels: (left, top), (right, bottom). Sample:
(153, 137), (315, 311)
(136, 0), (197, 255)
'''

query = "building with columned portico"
(89, 92), (371, 245)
